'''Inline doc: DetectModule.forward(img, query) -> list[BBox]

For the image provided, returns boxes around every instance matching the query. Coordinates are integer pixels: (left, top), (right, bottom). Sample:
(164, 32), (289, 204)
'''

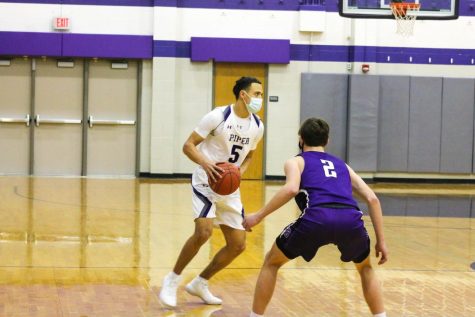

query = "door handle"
(0, 114), (31, 126)
(88, 115), (135, 128)
(34, 115), (82, 127)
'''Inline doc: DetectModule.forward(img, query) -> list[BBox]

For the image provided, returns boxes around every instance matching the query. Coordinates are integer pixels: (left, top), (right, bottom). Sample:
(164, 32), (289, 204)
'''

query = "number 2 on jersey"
(229, 145), (243, 163)
(321, 159), (337, 178)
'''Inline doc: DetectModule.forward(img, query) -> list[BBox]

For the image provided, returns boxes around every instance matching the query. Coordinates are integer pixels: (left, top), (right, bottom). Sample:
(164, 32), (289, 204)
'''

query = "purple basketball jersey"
(295, 151), (359, 218)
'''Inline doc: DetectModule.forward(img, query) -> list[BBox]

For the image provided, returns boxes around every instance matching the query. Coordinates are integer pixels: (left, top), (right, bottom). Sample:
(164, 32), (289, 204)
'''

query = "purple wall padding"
(0, 32), (152, 58)
(0, 0), (152, 6)
(0, 31), (62, 56)
(63, 33), (153, 58)
(191, 37), (290, 64)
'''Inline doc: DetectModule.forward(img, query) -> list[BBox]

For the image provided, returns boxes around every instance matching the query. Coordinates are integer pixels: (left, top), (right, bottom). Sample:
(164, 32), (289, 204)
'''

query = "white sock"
(196, 276), (208, 284)
(250, 312), (263, 317)
(169, 271), (180, 280)
(373, 313), (387, 317)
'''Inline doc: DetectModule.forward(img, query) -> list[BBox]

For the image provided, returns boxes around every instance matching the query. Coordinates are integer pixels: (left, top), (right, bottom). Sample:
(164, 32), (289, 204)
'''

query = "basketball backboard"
(339, 0), (459, 19)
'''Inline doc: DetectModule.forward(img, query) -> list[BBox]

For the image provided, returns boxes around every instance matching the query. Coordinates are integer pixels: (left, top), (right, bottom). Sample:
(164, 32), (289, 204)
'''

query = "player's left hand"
(242, 213), (262, 232)
(375, 240), (388, 265)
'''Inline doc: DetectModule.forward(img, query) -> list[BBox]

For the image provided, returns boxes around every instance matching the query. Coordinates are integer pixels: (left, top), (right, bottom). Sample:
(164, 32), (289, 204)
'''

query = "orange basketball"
(209, 162), (241, 195)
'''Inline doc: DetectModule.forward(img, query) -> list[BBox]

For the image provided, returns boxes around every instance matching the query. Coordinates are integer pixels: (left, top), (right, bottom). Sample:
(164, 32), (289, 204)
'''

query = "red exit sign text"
(53, 17), (70, 30)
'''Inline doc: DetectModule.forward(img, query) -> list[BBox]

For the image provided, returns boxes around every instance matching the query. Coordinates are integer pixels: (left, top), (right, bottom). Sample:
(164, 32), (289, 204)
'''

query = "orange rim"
(390, 2), (420, 16)
(390, 2), (421, 9)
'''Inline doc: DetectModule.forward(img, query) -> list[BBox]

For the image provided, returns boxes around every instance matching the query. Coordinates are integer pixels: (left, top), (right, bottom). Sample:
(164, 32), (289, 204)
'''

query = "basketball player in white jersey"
(159, 77), (265, 308)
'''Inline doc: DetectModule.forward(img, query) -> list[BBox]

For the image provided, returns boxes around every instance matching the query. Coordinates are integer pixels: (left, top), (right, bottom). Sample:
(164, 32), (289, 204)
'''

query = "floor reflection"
(0, 177), (473, 316)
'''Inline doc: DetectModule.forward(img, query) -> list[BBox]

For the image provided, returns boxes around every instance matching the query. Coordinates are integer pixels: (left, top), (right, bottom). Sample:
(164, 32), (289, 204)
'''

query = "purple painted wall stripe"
(63, 0), (152, 5)
(153, 40), (190, 58)
(0, 0), (152, 6)
(0, 31), (62, 56)
(0, 31), (152, 58)
(289, 44), (475, 65)
(0, 32), (473, 66)
(153, 0), (301, 11)
(63, 34), (152, 58)
(290, 44), (350, 62)
(153, 40), (474, 65)
(191, 37), (290, 64)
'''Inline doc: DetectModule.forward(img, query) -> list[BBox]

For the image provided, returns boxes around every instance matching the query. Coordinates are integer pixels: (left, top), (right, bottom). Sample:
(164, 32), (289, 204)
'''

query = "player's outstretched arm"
(183, 131), (223, 182)
(347, 165), (388, 265)
(243, 157), (302, 231)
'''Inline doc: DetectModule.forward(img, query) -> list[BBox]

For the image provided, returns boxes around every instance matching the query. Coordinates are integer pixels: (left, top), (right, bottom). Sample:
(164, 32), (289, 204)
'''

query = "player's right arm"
(347, 165), (388, 265)
(183, 108), (225, 182)
(183, 132), (223, 182)
(243, 157), (303, 231)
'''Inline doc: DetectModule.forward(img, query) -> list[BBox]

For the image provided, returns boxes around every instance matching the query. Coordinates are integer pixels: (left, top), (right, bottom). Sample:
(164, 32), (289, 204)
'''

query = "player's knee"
(194, 228), (213, 245)
(355, 257), (373, 275)
(228, 241), (246, 255)
(358, 264), (373, 276)
(263, 252), (285, 269)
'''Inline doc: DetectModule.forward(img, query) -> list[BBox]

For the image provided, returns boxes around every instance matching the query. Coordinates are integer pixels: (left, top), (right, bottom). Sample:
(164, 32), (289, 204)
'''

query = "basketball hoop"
(390, 2), (420, 36)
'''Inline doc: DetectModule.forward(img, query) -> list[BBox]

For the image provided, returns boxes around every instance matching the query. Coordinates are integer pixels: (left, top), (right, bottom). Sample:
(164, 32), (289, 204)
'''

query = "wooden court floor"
(0, 176), (474, 317)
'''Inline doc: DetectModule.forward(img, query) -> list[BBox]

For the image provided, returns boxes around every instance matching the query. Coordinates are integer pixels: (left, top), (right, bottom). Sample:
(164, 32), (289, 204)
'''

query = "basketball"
(209, 162), (241, 195)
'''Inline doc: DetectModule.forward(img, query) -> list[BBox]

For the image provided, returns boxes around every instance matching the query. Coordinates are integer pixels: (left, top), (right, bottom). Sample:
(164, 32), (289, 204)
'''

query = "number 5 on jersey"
(229, 145), (243, 163)
(321, 159), (337, 178)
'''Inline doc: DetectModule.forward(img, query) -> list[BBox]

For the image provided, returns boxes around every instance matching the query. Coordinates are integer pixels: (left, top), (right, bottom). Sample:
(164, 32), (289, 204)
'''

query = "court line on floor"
(0, 265), (473, 273)
(11, 186), (475, 230)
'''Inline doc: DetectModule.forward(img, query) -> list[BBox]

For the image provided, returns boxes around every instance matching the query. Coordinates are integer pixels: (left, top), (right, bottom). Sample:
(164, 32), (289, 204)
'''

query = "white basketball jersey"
(197, 105), (264, 167)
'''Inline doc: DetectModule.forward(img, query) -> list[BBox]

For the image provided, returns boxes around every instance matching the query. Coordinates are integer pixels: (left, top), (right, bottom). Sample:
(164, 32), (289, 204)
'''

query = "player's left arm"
(347, 164), (388, 264)
(243, 157), (302, 231)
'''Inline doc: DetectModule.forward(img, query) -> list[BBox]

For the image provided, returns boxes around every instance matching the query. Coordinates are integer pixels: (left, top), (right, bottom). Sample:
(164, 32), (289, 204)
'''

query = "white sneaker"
(159, 272), (182, 308)
(185, 277), (222, 305)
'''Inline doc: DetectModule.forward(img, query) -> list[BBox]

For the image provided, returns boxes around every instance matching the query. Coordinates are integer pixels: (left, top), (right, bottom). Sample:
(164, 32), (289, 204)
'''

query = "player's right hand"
(201, 160), (224, 183)
(242, 213), (262, 232)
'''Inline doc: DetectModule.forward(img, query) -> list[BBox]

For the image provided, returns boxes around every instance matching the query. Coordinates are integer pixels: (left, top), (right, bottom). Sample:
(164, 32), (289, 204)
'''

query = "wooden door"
(213, 63), (266, 180)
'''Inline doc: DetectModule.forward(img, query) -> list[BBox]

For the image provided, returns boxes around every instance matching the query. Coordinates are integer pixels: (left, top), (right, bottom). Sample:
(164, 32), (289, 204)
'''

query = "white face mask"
(243, 91), (263, 114)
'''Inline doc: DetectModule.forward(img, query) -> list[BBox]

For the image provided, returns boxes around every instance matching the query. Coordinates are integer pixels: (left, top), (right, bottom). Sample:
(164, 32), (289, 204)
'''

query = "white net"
(390, 3), (420, 36)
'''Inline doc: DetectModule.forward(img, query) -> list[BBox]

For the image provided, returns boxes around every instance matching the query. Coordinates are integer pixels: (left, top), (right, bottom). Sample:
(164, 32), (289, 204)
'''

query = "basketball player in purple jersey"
(159, 77), (264, 308)
(243, 118), (388, 317)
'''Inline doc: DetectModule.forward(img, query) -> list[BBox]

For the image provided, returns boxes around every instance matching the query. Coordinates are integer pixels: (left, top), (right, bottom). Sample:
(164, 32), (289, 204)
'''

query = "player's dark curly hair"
(232, 77), (262, 100)
(298, 118), (329, 147)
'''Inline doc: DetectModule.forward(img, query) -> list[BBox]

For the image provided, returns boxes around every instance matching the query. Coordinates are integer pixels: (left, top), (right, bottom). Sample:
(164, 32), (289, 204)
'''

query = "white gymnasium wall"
(150, 58), (177, 174)
(2, 2), (474, 176)
(173, 59), (214, 173)
(151, 8), (346, 176)
(150, 7), (474, 176)
(266, 63), (302, 176)
(149, 58), (213, 174)
(266, 61), (350, 176)
(0, 3), (62, 32)
(352, 17), (475, 49)
(0, 2), (153, 35)
(140, 60), (153, 173)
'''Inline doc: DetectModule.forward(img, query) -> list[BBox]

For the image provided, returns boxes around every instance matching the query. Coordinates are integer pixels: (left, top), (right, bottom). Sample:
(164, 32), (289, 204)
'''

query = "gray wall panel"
(378, 76), (410, 172)
(301, 74), (475, 176)
(406, 197), (439, 217)
(471, 198), (475, 218)
(441, 78), (474, 173)
(300, 73), (348, 160)
(438, 197), (471, 218)
(348, 75), (379, 171)
(379, 195), (407, 216)
(408, 77), (443, 172)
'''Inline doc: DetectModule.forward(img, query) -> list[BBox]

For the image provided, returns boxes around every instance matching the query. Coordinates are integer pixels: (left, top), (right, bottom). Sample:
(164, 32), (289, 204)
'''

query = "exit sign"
(53, 17), (70, 30)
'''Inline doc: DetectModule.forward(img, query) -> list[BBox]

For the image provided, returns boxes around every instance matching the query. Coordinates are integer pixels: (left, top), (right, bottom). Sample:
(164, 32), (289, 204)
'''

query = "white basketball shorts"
(191, 167), (245, 230)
